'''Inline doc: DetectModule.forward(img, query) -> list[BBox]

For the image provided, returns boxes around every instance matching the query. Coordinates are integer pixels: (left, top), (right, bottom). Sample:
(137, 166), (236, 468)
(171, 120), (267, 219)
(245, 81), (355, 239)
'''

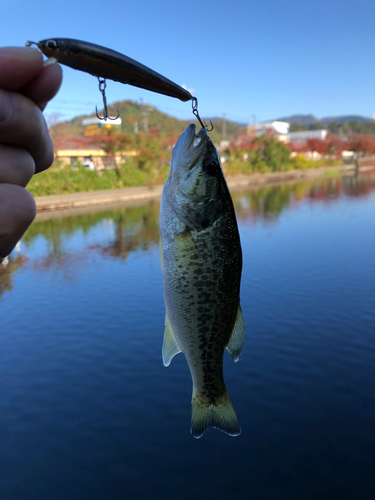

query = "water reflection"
(1, 173), (374, 300)
(0, 255), (29, 300)
(88, 203), (160, 259)
(23, 201), (160, 256)
(232, 173), (375, 222)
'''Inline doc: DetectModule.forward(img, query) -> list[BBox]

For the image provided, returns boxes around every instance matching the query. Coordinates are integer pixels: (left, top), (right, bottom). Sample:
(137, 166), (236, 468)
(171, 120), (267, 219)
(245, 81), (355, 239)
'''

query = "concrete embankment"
(34, 164), (356, 213)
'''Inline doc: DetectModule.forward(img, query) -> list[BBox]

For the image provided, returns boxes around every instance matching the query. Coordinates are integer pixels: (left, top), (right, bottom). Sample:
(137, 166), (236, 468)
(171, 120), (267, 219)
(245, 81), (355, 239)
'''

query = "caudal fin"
(191, 390), (241, 439)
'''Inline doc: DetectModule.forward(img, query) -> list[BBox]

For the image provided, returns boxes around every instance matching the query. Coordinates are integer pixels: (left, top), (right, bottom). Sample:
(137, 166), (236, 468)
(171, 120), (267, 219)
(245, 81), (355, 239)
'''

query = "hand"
(0, 46), (62, 261)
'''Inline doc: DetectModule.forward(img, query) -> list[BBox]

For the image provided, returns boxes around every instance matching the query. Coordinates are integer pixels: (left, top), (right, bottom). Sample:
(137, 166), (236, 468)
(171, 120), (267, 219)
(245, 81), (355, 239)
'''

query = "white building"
(288, 130), (328, 143)
(255, 121), (290, 135)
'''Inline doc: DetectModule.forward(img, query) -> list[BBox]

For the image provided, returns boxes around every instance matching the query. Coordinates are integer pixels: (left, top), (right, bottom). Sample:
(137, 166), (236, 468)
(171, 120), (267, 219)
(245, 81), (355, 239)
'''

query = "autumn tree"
(306, 139), (329, 155)
(348, 134), (375, 155)
(94, 128), (133, 177)
(325, 134), (347, 155)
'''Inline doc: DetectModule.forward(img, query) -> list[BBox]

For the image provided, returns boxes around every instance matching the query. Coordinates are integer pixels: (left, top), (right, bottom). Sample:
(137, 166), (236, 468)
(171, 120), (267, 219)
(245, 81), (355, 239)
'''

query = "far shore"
(34, 163), (361, 214)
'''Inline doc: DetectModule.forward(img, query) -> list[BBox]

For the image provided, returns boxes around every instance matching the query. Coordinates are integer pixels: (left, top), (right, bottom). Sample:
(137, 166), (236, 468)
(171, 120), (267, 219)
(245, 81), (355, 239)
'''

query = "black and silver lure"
(26, 38), (213, 129)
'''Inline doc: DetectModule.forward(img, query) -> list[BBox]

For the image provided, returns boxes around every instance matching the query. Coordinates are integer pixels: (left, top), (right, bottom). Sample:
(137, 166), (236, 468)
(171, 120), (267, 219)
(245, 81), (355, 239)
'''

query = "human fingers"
(0, 184), (36, 259)
(0, 47), (43, 91)
(0, 89), (53, 174)
(0, 46), (62, 111)
(0, 144), (35, 187)
(21, 59), (62, 111)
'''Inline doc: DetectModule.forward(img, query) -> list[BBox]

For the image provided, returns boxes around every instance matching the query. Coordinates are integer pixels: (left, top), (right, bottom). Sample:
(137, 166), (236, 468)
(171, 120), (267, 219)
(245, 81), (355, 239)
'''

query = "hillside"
(50, 100), (242, 145)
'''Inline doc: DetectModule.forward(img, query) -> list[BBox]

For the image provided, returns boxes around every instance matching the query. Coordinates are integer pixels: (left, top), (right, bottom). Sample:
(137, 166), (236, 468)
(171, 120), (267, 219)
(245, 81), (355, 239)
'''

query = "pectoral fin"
(226, 305), (245, 362)
(162, 315), (182, 367)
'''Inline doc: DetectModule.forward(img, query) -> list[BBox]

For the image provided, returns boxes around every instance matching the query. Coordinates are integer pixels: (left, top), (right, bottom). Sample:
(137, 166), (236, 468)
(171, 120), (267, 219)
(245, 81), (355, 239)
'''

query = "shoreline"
(34, 164), (358, 213)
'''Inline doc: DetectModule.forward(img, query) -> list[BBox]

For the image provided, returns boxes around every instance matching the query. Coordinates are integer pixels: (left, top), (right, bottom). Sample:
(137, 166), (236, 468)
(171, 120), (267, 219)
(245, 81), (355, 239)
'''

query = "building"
(55, 148), (138, 170)
(288, 130), (328, 143)
(52, 135), (137, 170)
(247, 121), (290, 136)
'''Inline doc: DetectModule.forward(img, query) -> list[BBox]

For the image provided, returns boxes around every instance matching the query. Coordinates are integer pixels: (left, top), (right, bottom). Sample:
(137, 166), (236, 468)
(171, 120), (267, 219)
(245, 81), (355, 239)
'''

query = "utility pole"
(139, 98), (149, 134)
(222, 113), (226, 142)
(142, 108), (149, 134)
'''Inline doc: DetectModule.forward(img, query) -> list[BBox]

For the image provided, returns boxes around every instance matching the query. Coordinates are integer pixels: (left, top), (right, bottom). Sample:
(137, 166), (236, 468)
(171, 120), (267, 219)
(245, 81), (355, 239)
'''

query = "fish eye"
(46, 40), (57, 49)
(203, 157), (219, 175)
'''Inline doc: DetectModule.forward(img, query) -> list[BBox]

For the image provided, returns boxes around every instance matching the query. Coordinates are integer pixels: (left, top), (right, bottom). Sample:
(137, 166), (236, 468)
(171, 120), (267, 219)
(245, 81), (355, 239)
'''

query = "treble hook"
(96, 77), (120, 121)
(191, 97), (214, 132)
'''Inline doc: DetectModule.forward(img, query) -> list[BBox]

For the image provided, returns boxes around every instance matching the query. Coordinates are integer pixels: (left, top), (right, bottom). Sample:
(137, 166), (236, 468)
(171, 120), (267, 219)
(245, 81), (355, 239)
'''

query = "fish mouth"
(184, 124), (208, 152)
(170, 124), (210, 176)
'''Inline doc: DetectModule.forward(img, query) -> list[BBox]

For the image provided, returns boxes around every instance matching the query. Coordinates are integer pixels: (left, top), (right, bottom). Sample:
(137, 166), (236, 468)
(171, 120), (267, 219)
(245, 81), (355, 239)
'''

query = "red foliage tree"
(326, 134), (347, 155)
(348, 134), (375, 155)
(306, 139), (329, 155)
(286, 141), (308, 153)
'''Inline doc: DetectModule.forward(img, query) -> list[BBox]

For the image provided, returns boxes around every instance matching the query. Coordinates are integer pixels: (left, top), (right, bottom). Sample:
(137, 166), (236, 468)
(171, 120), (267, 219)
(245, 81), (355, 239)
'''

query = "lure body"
(37, 38), (192, 102)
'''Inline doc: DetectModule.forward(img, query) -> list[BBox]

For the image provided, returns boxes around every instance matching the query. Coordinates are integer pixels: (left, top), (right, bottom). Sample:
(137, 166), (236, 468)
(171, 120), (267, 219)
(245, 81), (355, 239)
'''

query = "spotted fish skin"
(159, 124), (245, 438)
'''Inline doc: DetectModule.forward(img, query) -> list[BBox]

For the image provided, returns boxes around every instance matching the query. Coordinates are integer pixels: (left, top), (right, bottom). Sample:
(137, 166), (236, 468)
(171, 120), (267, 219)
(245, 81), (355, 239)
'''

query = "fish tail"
(190, 389), (241, 439)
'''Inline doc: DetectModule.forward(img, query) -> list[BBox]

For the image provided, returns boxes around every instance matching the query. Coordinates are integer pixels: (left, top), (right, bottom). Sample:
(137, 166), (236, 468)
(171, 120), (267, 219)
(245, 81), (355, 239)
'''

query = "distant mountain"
(274, 114), (375, 125)
(320, 115), (375, 125)
(274, 115), (320, 125)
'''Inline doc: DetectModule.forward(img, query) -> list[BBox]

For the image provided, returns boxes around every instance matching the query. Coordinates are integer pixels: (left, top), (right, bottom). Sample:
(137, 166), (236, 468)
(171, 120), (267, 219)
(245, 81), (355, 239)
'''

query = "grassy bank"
(222, 154), (342, 177)
(27, 156), (344, 197)
(28, 160), (169, 197)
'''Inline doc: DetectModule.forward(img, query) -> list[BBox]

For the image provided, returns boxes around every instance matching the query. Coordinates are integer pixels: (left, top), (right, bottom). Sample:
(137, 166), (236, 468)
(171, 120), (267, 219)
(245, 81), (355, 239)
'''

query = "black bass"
(159, 124), (245, 438)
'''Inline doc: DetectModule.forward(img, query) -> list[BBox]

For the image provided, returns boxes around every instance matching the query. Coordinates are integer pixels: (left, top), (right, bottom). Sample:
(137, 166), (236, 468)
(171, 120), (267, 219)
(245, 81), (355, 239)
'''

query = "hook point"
(205, 120), (214, 132)
(191, 96), (214, 132)
(96, 105), (106, 121)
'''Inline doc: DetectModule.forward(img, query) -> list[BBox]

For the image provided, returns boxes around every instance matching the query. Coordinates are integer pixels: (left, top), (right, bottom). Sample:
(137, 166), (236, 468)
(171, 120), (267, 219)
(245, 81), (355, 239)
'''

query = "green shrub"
(289, 155), (311, 170)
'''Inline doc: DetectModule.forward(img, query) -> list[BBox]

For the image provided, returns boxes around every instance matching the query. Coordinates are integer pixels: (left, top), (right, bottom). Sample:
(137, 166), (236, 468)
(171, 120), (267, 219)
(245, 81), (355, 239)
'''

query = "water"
(1, 174), (374, 499)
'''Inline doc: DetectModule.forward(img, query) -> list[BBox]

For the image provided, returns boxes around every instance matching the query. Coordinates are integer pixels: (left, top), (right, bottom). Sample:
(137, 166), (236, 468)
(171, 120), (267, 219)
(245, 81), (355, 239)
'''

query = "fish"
(29, 38), (192, 102)
(159, 123), (245, 438)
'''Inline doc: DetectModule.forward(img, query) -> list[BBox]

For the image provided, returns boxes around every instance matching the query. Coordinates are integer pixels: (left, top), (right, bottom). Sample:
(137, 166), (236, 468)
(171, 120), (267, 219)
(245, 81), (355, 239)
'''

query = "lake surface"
(1, 174), (375, 499)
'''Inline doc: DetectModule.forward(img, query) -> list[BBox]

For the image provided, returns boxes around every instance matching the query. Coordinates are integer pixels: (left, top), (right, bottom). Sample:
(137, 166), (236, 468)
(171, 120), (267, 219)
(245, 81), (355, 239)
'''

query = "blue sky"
(1, 0), (374, 124)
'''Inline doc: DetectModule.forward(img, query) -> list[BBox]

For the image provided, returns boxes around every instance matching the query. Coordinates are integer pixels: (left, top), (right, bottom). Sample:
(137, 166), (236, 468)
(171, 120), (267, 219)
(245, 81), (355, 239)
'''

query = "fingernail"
(43, 57), (57, 67)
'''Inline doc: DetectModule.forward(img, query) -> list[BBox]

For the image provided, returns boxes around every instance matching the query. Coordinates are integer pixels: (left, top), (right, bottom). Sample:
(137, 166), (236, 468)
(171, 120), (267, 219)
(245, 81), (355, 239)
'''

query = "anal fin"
(226, 305), (245, 362)
(162, 315), (182, 367)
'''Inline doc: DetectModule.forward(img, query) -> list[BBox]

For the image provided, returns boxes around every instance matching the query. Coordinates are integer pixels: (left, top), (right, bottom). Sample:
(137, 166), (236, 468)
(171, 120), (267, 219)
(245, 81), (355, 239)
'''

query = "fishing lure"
(26, 38), (213, 129)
